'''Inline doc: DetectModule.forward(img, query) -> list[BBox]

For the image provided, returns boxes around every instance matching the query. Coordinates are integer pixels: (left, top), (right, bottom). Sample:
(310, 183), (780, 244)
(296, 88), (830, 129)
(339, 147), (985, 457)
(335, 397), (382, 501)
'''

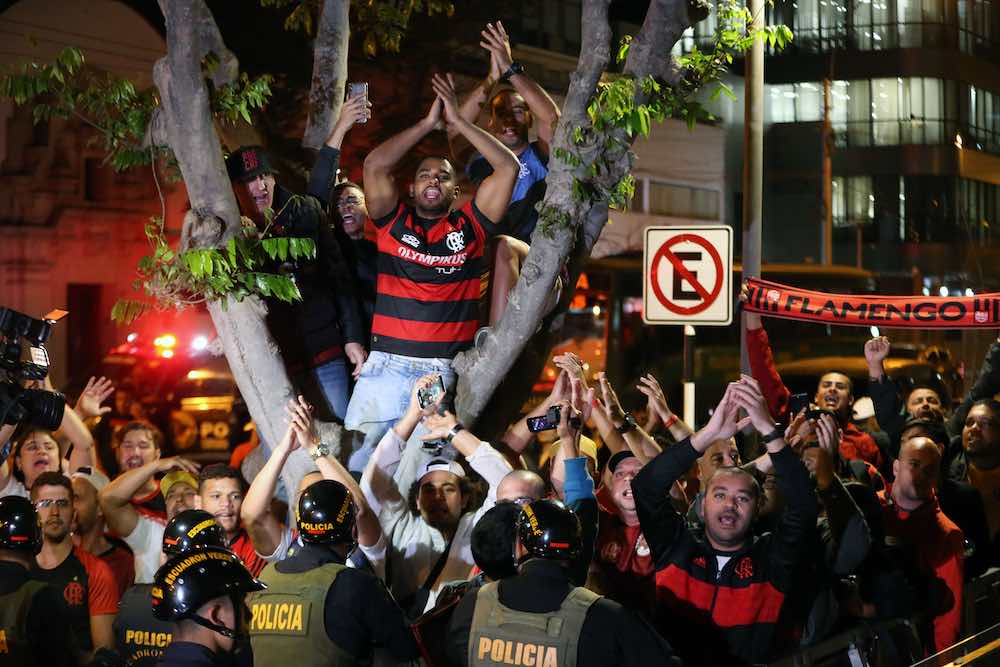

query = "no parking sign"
(643, 225), (733, 326)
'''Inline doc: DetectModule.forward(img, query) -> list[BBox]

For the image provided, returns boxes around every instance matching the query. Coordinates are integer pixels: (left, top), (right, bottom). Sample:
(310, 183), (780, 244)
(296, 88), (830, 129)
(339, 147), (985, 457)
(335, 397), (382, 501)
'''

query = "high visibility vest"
(0, 579), (47, 666)
(247, 561), (361, 667)
(468, 581), (600, 667)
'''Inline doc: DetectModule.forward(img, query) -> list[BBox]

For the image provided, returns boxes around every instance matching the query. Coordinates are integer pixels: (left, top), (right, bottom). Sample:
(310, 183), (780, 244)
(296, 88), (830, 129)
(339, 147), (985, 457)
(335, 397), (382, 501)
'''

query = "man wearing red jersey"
(344, 73), (519, 474)
(31, 472), (118, 662)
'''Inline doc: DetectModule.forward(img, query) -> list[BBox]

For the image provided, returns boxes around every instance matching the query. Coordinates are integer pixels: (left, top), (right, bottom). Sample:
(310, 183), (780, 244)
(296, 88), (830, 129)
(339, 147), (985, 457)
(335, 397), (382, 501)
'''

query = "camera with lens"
(0, 307), (68, 430)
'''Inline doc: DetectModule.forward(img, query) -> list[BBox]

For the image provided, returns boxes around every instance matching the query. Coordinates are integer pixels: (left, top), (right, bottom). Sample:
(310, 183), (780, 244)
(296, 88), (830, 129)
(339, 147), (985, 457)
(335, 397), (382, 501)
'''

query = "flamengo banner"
(744, 278), (1000, 329)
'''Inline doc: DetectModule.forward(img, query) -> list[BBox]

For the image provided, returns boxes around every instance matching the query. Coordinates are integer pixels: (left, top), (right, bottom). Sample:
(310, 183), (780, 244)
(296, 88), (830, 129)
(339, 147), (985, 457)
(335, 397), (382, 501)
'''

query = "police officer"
(446, 499), (681, 667)
(152, 545), (264, 666)
(115, 509), (226, 666)
(247, 479), (419, 665)
(0, 495), (76, 666)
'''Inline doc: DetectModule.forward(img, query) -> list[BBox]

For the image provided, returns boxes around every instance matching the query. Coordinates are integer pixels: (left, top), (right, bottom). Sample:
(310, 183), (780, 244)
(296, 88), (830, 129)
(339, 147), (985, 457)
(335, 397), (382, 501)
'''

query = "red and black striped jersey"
(371, 200), (499, 358)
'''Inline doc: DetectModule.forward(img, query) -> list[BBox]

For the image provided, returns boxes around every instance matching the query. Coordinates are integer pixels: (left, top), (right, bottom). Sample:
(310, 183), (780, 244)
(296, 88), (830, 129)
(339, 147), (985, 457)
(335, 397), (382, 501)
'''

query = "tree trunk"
(302, 0), (350, 150)
(154, 0), (337, 498)
(454, 0), (703, 431)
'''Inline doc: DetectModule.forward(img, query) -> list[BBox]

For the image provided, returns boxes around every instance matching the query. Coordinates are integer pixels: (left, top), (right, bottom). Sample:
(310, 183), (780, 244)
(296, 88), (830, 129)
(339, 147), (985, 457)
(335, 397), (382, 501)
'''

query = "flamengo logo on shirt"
(396, 246), (468, 267)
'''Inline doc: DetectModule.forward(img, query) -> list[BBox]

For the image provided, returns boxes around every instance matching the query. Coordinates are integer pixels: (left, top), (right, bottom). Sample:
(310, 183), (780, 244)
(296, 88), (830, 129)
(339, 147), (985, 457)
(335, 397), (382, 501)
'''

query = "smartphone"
(346, 82), (368, 124)
(805, 407), (836, 421)
(527, 405), (561, 433)
(418, 375), (446, 410)
(789, 392), (810, 416)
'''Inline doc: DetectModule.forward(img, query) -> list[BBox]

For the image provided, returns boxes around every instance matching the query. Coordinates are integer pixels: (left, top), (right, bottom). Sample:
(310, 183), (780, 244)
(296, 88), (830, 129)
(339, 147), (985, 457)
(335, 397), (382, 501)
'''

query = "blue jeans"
(297, 358), (349, 423)
(344, 351), (456, 474)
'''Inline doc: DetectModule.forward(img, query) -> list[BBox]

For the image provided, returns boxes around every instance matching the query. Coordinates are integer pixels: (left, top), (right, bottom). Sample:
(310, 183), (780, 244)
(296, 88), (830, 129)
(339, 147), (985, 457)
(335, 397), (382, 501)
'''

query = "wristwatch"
(617, 414), (638, 435)
(761, 427), (784, 444)
(309, 441), (332, 460)
(446, 423), (466, 443)
(499, 62), (525, 82)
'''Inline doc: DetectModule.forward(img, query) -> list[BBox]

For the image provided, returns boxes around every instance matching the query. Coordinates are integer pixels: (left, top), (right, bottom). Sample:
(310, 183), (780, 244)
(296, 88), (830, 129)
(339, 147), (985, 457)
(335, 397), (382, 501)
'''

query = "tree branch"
(302, 0), (350, 150)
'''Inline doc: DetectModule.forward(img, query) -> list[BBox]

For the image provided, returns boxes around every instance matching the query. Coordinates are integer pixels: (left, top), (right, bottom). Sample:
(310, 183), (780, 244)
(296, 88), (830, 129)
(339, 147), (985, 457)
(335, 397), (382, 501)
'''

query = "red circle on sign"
(650, 234), (725, 315)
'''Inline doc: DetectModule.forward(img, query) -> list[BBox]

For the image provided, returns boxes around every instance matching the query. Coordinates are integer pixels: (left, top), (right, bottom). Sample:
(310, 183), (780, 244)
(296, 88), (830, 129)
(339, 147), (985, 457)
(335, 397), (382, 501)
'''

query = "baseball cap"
(607, 450), (637, 474)
(70, 466), (110, 493)
(225, 145), (277, 183)
(539, 436), (598, 469)
(419, 459), (465, 483)
(160, 470), (199, 499)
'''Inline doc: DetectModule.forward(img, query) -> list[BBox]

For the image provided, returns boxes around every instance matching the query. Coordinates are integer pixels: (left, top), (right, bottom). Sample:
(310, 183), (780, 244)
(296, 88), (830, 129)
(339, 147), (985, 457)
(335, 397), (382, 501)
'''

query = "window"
(761, 77), (959, 148)
(647, 181), (720, 220)
(968, 85), (1000, 153)
(832, 176), (875, 227)
(959, 0), (993, 54)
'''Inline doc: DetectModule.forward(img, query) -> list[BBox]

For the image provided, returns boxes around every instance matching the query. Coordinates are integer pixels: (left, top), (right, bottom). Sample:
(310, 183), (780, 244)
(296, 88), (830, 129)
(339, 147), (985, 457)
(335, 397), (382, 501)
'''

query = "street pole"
(822, 78), (834, 265)
(683, 325), (696, 427)
(740, 0), (764, 376)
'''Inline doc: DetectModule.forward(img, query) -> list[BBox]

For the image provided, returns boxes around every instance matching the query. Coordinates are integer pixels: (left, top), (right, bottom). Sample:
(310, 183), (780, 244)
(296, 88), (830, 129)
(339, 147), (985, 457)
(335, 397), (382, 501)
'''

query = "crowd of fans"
(2, 20), (1000, 667)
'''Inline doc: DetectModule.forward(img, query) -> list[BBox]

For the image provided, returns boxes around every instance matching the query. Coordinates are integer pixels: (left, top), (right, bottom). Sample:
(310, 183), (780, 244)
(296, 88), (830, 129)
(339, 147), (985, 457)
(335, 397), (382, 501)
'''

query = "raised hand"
(409, 373), (445, 417)
(423, 95), (443, 131)
(156, 456), (201, 476)
(739, 280), (762, 330)
(335, 91), (371, 130)
(75, 376), (115, 419)
(864, 336), (890, 373)
(637, 373), (671, 424)
(597, 372), (627, 427)
(286, 395), (317, 449)
(420, 410), (459, 442)
(553, 352), (588, 389)
(729, 375), (777, 435)
(430, 73), (462, 125)
(697, 383), (751, 448)
(480, 21), (513, 72)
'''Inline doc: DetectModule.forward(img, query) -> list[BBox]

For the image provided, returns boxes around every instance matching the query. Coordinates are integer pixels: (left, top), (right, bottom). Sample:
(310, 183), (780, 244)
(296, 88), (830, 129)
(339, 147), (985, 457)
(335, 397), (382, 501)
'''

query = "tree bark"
(154, 0), (336, 498)
(302, 0), (350, 150)
(454, 0), (703, 432)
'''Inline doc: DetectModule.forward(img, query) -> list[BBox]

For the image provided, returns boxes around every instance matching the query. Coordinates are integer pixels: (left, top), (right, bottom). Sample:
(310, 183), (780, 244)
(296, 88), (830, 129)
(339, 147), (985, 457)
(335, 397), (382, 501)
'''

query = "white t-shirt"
(123, 514), (166, 583)
(0, 476), (28, 499)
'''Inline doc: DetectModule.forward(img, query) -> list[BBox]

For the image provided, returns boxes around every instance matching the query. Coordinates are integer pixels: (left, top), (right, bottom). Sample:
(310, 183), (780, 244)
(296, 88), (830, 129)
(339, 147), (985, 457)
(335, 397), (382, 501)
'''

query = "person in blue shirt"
(452, 20), (562, 330)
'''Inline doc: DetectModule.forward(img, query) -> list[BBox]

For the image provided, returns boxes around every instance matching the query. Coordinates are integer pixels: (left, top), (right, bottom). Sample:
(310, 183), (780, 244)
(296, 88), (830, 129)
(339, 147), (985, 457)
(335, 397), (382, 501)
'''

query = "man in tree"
(226, 136), (367, 424)
(453, 21), (562, 328)
(345, 73), (519, 473)
(31, 471), (118, 661)
(70, 466), (135, 599)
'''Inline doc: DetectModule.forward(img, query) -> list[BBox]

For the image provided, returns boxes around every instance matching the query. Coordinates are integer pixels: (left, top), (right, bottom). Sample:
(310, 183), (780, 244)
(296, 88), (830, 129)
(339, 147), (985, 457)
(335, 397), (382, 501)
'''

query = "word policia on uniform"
(743, 278), (1000, 328)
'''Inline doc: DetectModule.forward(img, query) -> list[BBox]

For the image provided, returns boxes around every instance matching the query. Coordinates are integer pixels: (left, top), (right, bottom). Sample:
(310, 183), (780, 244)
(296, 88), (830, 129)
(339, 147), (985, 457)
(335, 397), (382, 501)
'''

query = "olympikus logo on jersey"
(477, 637), (559, 666)
(396, 246), (467, 266)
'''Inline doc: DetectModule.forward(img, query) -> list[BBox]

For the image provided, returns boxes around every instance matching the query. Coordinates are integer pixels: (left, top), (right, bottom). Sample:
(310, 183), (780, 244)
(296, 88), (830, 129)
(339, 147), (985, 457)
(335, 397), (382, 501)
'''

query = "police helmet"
(151, 546), (265, 629)
(516, 499), (581, 563)
(296, 479), (355, 544)
(162, 509), (227, 556)
(0, 495), (42, 555)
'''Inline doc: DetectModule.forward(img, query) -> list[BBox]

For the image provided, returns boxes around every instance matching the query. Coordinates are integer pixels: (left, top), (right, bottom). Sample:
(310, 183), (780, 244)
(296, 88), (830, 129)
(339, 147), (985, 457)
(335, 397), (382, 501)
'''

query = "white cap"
(852, 396), (875, 421)
(70, 466), (110, 493)
(419, 458), (465, 482)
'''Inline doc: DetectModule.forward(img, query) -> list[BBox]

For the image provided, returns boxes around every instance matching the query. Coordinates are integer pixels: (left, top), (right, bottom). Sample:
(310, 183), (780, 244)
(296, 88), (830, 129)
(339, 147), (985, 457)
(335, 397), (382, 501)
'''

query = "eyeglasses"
(35, 498), (71, 510)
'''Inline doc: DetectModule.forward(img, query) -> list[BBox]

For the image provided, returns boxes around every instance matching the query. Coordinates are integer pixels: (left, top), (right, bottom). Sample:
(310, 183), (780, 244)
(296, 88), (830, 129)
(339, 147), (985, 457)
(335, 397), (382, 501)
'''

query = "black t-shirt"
(158, 642), (233, 667)
(0, 561), (76, 666)
(115, 583), (175, 666)
(31, 546), (118, 652)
